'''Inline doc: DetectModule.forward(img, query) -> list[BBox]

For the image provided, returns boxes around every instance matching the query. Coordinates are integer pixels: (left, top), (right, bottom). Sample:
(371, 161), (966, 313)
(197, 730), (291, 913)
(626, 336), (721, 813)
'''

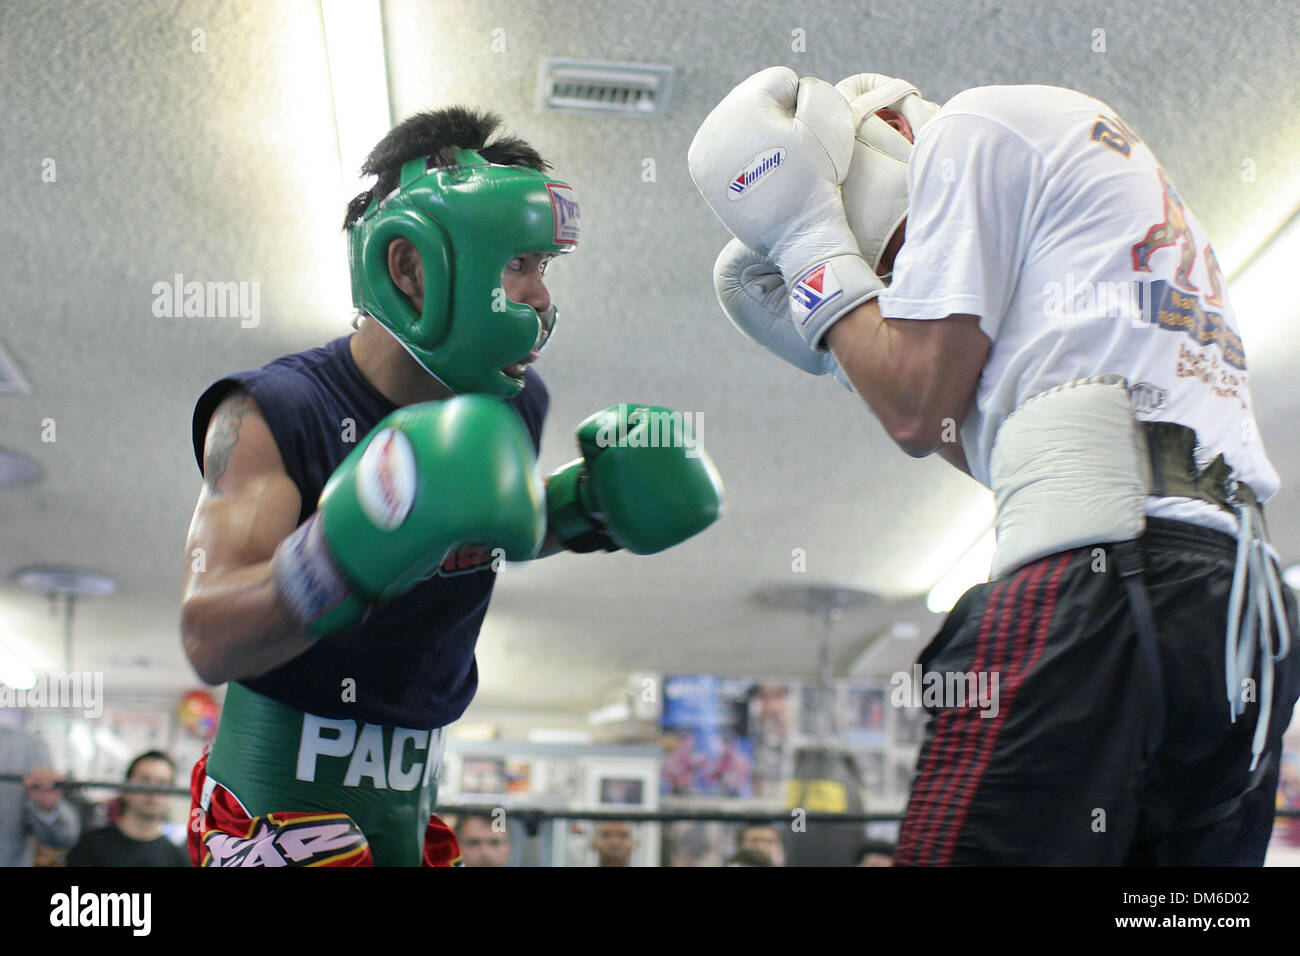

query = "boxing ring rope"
(6, 775), (1299, 831)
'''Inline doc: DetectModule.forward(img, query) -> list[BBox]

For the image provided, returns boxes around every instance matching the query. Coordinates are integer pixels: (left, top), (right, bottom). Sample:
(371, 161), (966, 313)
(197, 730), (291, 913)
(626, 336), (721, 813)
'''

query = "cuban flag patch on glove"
(789, 261), (842, 326)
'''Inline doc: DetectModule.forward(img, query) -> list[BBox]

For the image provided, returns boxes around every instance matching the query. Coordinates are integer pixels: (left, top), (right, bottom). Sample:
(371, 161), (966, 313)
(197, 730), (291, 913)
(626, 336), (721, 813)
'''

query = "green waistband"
(207, 683), (443, 866)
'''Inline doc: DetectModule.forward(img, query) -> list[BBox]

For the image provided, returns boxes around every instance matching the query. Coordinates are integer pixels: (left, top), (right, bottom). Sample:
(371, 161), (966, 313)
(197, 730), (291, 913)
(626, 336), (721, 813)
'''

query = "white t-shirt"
(878, 84), (1278, 535)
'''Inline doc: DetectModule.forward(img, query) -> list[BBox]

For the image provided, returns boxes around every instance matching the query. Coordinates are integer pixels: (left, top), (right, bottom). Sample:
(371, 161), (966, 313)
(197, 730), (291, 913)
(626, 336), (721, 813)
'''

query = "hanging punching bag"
(785, 745), (867, 867)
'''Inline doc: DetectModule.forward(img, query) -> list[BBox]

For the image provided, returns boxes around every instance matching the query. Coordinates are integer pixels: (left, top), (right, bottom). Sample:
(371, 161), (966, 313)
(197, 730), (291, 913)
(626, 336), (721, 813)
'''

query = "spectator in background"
(0, 724), (79, 867)
(453, 812), (512, 867)
(592, 820), (635, 866)
(66, 750), (187, 867)
(663, 821), (717, 866)
(856, 839), (896, 867)
(737, 823), (785, 867)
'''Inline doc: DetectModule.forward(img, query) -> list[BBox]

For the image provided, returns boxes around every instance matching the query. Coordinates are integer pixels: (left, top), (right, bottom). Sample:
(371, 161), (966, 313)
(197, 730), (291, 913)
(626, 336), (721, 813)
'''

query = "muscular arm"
(180, 390), (313, 685)
(825, 300), (989, 466)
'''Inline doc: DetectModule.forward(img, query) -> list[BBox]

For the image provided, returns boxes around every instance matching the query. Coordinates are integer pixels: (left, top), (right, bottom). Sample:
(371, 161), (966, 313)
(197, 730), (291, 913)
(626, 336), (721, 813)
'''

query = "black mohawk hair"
(343, 106), (550, 228)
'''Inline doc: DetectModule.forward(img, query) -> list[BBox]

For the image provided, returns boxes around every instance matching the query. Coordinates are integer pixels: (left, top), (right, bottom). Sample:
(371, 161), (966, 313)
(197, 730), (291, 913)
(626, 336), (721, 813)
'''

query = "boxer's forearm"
(826, 300), (940, 455)
(826, 301), (988, 459)
(181, 563), (315, 685)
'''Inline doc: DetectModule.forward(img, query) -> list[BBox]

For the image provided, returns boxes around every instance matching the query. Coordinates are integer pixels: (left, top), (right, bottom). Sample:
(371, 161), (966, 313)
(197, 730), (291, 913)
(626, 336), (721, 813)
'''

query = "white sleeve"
(877, 113), (1045, 340)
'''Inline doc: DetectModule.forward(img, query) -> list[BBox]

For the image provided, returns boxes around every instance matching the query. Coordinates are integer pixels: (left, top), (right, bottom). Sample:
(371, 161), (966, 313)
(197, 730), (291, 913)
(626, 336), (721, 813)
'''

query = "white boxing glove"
(714, 238), (854, 392)
(688, 67), (884, 350)
(834, 73), (941, 274)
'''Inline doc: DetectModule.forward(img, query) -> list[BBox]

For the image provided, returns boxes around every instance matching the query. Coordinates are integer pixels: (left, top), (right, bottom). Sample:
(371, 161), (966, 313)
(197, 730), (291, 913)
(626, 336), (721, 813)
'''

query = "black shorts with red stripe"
(895, 518), (1300, 866)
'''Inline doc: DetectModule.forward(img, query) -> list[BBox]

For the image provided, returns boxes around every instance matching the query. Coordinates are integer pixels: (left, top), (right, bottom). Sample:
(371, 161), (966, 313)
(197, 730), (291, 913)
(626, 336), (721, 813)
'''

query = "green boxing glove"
(547, 404), (724, 554)
(272, 395), (545, 636)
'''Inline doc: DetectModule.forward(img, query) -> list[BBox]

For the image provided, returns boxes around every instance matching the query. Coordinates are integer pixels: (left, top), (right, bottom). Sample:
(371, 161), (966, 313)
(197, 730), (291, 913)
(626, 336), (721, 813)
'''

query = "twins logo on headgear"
(347, 149), (580, 398)
(834, 73), (941, 273)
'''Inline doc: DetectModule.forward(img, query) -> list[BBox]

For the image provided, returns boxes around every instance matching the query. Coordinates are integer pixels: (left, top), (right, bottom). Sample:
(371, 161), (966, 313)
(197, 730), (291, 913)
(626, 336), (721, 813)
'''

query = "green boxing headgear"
(347, 149), (580, 397)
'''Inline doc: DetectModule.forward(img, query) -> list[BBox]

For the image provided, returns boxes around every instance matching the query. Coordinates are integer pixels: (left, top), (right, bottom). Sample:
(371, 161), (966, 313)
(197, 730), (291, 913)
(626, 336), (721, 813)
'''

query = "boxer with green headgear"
(182, 108), (722, 867)
(347, 147), (579, 398)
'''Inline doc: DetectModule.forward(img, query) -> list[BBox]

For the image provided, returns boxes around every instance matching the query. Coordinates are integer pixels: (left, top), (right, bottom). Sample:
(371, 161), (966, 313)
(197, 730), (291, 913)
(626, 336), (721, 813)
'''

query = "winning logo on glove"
(728, 148), (786, 200)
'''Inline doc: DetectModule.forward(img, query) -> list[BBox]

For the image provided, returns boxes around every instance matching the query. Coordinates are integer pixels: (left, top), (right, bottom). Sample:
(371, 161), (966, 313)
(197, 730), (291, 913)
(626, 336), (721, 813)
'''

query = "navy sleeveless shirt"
(191, 335), (549, 729)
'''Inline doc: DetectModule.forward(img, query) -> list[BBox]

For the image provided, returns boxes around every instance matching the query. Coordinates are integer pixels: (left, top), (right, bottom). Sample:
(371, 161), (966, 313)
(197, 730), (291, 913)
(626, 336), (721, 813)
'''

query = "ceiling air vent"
(0, 338), (30, 394)
(537, 58), (674, 118)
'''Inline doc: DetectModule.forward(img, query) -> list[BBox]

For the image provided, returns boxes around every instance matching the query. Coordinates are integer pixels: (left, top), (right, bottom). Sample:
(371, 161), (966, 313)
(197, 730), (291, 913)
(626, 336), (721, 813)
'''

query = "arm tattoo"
(205, 393), (255, 492)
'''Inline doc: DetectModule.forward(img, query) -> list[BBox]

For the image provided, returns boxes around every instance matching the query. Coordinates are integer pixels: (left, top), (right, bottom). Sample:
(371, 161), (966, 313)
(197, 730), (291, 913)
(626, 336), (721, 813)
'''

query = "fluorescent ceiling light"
(320, 0), (392, 203)
(1229, 210), (1300, 353)
(926, 529), (995, 614)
